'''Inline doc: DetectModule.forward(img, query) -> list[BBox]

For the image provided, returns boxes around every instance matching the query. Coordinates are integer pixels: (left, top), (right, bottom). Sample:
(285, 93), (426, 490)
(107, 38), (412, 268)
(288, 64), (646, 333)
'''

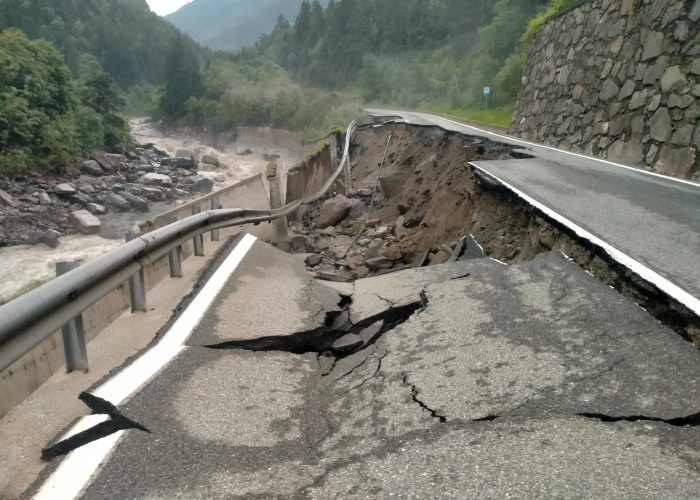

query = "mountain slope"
(166, 0), (328, 51)
(0, 0), (200, 87)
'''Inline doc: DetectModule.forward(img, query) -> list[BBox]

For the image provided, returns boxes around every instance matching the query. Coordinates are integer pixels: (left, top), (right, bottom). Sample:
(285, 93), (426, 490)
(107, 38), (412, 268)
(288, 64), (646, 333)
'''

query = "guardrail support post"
(128, 270), (146, 312)
(56, 262), (89, 373)
(210, 196), (220, 241)
(164, 215), (183, 278)
(125, 231), (147, 312)
(192, 206), (205, 256)
(169, 245), (183, 278)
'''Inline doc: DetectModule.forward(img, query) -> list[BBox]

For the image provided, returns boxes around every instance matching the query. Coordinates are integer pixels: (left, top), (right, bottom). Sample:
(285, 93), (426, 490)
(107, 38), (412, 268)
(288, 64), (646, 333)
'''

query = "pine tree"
(161, 34), (203, 119)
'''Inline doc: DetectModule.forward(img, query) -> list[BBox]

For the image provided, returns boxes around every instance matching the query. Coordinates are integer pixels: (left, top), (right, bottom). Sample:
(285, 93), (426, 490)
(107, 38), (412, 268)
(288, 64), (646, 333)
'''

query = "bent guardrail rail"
(0, 122), (356, 373)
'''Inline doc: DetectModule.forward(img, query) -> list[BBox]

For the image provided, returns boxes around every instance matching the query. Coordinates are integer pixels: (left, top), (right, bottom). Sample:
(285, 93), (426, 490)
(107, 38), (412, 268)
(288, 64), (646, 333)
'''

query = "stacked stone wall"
(511, 0), (700, 179)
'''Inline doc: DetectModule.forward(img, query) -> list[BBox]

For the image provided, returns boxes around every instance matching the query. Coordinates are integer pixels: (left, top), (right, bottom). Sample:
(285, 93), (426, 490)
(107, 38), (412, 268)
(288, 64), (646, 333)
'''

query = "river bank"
(0, 118), (302, 304)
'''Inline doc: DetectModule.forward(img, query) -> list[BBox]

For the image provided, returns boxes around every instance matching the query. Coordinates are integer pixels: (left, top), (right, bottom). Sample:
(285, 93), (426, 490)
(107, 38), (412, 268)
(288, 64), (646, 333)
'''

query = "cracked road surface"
(37, 237), (700, 498)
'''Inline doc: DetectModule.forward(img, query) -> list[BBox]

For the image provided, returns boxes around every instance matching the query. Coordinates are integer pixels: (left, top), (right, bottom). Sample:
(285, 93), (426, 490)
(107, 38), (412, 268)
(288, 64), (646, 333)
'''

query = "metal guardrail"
(0, 122), (356, 373)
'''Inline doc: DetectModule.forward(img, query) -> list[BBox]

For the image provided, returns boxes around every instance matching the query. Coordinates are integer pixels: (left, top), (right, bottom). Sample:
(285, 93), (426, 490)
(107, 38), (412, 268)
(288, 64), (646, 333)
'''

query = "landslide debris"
(286, 122), (698, 343)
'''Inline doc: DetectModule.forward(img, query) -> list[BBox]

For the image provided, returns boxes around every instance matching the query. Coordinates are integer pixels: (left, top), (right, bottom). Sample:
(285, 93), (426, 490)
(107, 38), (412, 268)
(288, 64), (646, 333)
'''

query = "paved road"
(31, 237), (700, 499)
(369, 109), (700, 314)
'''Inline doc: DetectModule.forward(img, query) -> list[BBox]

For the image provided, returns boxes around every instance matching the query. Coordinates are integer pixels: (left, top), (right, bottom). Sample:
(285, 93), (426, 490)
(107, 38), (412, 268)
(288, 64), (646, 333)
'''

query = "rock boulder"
(201, 155), (220, 167)
(81, 160), (104, 177)
(317, 195), (354, 228)
(176, 149), (198, 162)
(162, 157), (196, 169)
(189, 175), (214, 194)
(54, 183), (76, 196)
(104, 192), (131, 212)
(70, 210), (101, 234)
(0, 189), (15, 207)
(122, 192), (150, 212)
(140, 173), (173, 186)
(87, 203), (108, 215)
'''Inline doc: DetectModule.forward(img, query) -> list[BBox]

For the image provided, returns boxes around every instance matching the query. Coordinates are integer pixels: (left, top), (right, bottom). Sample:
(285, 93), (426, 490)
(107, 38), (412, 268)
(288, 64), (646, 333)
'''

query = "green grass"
(435, 104), (515, 129)
(523, 0), (580, 42)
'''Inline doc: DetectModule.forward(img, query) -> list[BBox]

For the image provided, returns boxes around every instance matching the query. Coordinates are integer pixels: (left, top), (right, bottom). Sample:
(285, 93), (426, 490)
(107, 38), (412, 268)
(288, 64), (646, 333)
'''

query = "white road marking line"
(374, 110), (700, 188)
(469, 163), (700, 317)
(34, 233), (258, 500)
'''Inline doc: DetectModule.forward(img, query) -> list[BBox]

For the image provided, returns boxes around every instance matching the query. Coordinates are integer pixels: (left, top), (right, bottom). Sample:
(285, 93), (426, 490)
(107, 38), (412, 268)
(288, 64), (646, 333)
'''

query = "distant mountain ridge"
(166, 0), (329, 51)
(0, 0), (199, 87)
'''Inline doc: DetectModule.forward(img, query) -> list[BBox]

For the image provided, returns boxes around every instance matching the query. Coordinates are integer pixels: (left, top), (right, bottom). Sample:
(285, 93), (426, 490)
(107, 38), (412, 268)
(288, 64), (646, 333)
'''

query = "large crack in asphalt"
(577, 412), (700, 427)
(41, 392), (150, 461)
(203, 291), (428, 363)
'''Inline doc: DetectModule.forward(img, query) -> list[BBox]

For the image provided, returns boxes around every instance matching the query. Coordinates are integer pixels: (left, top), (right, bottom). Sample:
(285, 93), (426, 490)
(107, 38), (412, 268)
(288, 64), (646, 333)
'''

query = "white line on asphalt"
(469, 163), (700, 317)
(374, 110), (700, 188)
(490, 258), (508, 266)
(34, 233), (258, 500)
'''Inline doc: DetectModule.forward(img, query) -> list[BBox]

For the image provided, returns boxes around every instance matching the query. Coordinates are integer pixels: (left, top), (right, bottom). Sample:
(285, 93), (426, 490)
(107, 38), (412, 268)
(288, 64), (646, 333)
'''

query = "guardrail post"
(169, 245), (183, 278)
(125, 231), (147, 312)
(210, 196), (220, 241)
(164, 215), (183, 278)
(56, 262), (89, 373)
(192, 206), (205, 256)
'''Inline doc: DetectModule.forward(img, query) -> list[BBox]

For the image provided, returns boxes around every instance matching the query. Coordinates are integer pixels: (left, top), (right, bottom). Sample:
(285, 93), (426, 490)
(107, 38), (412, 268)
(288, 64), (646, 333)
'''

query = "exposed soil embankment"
(289, 122), (698, 344)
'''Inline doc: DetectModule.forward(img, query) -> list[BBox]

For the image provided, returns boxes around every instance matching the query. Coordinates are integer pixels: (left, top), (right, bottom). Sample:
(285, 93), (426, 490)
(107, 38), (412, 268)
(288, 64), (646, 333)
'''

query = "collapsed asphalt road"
(35, 237), (700, 499)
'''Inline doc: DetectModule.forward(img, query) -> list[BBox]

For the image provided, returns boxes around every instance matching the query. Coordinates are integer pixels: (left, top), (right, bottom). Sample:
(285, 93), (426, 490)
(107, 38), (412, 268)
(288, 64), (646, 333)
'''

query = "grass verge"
(436, 105), (515, 129)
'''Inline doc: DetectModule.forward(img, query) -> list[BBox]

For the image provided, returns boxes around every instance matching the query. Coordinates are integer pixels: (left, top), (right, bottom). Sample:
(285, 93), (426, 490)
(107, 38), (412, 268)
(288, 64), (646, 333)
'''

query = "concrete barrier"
(285, 134), (348, 211)
(0, 174), (272, 418)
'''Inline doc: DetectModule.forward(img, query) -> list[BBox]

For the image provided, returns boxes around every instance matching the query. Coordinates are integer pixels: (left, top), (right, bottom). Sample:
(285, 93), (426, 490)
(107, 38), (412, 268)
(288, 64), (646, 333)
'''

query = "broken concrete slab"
(381, 253), (700, 422)
(350, 259), (497, 324)
(190, 239), (344, 346)
(316, 281), (354, 297)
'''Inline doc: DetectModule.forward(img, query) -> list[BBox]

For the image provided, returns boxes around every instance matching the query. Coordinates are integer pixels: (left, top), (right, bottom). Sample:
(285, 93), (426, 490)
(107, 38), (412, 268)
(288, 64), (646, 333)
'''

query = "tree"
(0, 27), (131, 171)
(0, 28), (78, 170)
(78, 71), (130, 149)
(160, 33), (203, 119)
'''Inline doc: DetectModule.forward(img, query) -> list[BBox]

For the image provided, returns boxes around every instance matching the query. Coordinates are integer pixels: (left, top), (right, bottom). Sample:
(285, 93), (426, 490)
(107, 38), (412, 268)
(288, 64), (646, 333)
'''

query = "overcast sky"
(146, 0), (193, 16)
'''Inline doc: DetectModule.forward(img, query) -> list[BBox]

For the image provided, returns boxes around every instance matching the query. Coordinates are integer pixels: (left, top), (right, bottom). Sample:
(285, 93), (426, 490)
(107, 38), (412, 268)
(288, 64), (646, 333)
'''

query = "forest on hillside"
(179, 0), (576, 135)
(0, 0), (577, 171)
(0, 0), (198, 87)
(257, 0), (539, 106)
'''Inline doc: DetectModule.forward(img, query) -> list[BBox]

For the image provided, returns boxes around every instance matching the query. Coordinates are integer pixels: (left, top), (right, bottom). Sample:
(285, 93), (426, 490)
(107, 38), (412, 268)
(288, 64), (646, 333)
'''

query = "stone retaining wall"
(511, 0), (700, 180)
